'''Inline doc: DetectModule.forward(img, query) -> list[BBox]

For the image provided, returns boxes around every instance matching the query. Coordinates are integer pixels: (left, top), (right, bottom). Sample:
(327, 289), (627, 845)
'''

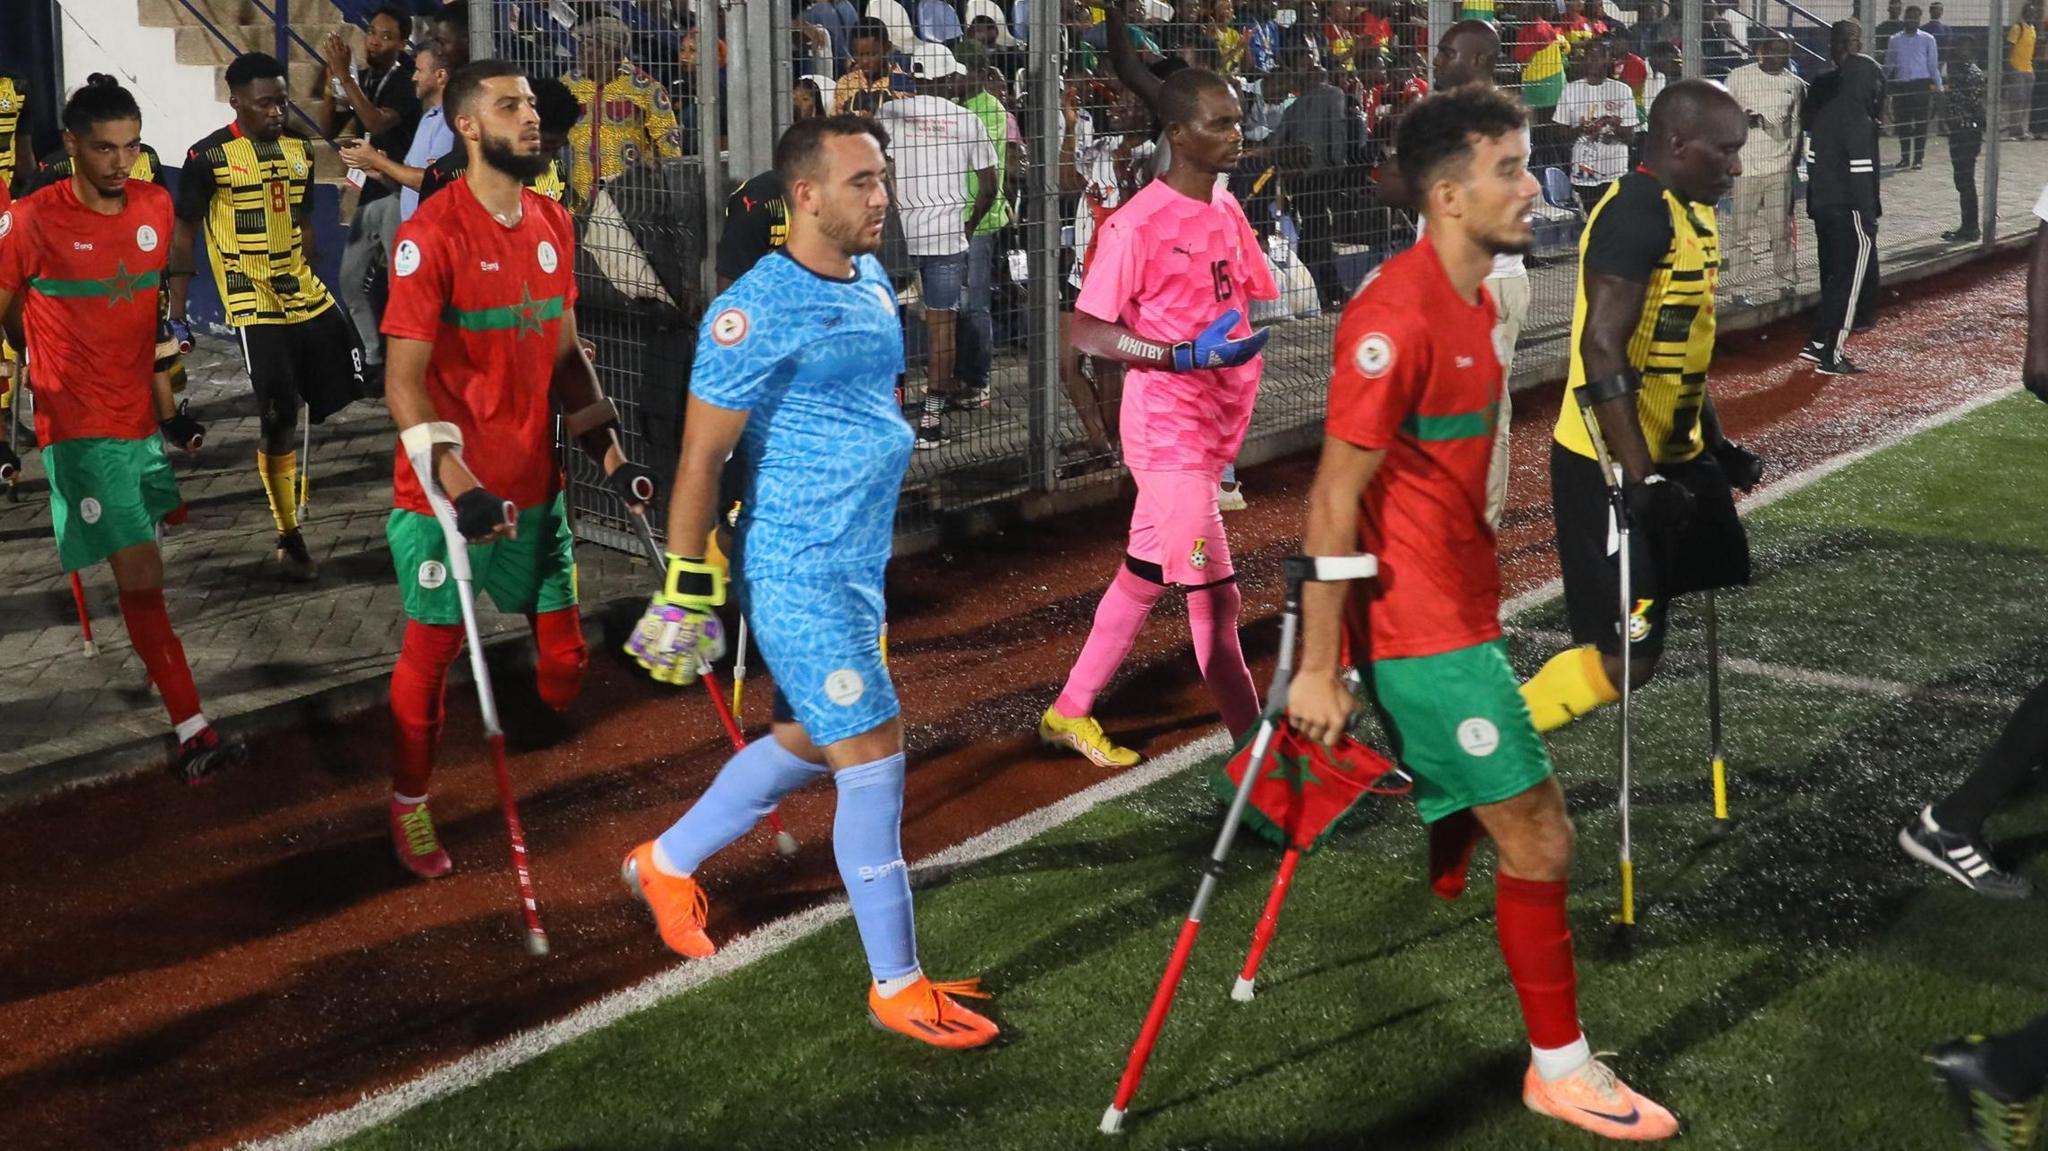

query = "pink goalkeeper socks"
(1054, 566), (1166, 717)
(1188, 581), (1259, 738)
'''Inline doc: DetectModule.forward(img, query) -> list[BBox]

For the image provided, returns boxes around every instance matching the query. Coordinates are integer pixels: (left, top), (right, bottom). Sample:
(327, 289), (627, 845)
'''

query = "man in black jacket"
(1800, 19), (1885, 377)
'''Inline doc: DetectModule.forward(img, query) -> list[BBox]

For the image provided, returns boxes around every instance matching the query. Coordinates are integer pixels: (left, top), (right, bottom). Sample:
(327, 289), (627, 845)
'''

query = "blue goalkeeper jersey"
(690, 249), (910, 580)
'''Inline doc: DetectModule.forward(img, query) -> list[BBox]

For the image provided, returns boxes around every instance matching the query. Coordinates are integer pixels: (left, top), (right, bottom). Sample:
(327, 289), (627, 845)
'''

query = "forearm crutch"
(732, 616), (750, 719)
(1101, 554), (1378, 1136)
(407, 451), (549, 956)
(296, 403), (311, 521)
(628, 508), (800, 858)
(1576, 391), (1636, 941)
(69, 571), (96, 656)
(1230, 846), (1301, 1003)
(1706, 589), (1729, 829)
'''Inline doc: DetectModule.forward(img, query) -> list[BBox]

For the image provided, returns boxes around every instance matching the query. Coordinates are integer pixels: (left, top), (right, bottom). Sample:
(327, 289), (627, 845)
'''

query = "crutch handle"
(1282, 554), (1379, 585)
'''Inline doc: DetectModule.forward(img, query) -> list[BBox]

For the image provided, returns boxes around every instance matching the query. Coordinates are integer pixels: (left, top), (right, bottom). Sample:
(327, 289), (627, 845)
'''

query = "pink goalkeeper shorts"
(1128, 467), (1233, 586)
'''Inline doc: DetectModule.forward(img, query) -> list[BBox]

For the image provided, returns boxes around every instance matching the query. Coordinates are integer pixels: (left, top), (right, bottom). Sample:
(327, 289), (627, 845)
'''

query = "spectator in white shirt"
(879, 42), (999, 449)
(1725, 33), (1807, 293)
(1556, 40), (1638, 211)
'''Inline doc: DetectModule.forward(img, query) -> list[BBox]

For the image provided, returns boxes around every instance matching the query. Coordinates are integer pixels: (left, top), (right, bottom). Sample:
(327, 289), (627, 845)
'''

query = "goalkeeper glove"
(625, 551), (729, 686)
(1170, 309), (1270, 372)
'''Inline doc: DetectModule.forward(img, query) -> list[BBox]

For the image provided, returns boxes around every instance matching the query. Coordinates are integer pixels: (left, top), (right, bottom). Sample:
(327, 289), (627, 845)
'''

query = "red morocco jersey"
(0, 179), (172, 445)
(382, 180), (578, 514)
(1327, 236), (1506, 661)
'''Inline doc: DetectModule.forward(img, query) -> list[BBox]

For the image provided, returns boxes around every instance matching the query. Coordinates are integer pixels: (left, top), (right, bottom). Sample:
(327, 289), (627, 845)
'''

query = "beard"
(820, 210), (884, 255)
(480, 134), (551, 181)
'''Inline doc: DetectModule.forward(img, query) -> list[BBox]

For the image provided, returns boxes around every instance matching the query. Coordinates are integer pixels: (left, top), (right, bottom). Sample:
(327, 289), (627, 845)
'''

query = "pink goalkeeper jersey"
(1075, 178), (1279, 473)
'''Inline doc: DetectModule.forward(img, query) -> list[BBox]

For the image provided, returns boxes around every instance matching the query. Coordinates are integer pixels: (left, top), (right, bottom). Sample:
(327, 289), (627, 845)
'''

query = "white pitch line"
(1513, 625), (2021, 708)
(237, 730), (1235, 1151)
(250, 382), (2023, 1150)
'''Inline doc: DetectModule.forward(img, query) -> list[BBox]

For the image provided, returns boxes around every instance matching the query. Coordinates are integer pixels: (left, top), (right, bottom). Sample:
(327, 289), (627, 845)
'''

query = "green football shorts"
(43, 436), (182, 573)
(386, 492), (578, 624)
(1364, 638), (1554, 824)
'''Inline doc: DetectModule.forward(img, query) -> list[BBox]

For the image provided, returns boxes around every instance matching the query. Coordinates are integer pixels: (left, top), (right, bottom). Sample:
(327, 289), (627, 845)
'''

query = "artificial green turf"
(340, 397), (2048, 1150)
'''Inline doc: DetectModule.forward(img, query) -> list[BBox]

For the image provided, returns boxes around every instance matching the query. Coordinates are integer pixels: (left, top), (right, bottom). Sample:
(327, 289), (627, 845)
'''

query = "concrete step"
(139, 0), (354, 30)
(137, 0), (267, 28)
(175, 21), (352, 65)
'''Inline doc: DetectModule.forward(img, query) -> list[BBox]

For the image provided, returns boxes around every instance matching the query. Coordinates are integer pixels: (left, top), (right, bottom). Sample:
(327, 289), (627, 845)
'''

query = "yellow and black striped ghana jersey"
(0, 73), (23, 190)
(1557, 170), (1721, 466)
(176, 124), (333, 326)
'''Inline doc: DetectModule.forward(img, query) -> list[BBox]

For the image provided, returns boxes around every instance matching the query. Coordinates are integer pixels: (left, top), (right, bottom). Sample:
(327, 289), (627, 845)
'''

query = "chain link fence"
(476, 0), (2048, 554)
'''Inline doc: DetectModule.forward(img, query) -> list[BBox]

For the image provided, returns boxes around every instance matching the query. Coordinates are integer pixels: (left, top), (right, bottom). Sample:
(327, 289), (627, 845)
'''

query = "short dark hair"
(445, 59), (523, 119)
(1158, 67), (1233, 130)
(434, 1), (468, 28)
(1395, 83), (1527, 193)
(774, 114), (890, 186)
(225, 52), (287, 91)
(369, 4), (412, 33)
(62, 74), (141, 135)
(532, 76), (580, 134)
(851, 16), (890, 45)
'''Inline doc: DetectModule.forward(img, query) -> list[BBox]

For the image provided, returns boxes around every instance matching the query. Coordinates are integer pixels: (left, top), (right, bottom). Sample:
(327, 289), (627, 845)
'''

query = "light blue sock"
(1221, 462), (1238, 484)
(654, 734), (826, 876)
(833, 753), (920, 983)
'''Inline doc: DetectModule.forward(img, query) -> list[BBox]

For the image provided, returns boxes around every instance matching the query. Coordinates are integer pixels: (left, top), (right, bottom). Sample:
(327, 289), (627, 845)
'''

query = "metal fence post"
(468, 0), (493, 66)
(699, 0), (724, 302)
(1680, 0), (1703, 80)
(1027, 0), (1060, 491)
(1988, 0), (2005, 246)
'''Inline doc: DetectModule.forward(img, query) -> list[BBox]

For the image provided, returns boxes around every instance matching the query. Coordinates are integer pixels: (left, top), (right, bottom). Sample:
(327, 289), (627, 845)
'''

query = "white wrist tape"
(398, 421), (463, 459)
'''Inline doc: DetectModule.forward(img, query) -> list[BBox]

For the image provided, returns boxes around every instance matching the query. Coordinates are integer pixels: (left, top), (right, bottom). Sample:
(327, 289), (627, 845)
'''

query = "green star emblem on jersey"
(443, 285), (565, 338)
(29, 259), (161, 307)
(511, 284), (548, 338)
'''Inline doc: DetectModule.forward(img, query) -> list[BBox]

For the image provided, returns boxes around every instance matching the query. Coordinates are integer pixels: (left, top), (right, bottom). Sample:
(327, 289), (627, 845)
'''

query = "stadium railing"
(473, 0), (2044, 556)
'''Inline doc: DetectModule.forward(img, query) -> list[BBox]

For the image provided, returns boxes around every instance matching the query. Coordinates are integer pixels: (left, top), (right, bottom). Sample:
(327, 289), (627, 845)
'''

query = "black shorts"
(1551, 441), (1751, 660)
(237, 305), (367, 428)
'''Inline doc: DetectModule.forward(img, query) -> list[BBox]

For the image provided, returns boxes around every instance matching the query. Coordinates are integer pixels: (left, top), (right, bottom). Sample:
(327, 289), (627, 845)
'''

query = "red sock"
(528, 607), (587, 712)
(1494, 872), (1583, 1050)
(118, 588), (201, 728)
(1428, 810), (1489, 901)
(391, 620), (464, 796)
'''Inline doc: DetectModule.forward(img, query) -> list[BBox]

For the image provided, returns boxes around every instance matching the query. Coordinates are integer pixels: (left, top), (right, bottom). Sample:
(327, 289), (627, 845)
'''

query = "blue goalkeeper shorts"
(740, 573), (898, 747)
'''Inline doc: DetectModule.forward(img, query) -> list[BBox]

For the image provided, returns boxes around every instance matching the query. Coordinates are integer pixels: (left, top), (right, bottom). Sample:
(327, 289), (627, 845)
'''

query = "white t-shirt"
(1557, 78), (1639, 186)
(1724, 63), (1807, 175)
(878, 95), (998, 258)
(1415, 125), (1532, 280)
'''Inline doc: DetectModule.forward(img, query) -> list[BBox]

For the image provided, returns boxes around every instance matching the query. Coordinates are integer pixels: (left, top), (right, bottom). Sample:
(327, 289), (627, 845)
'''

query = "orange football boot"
(867, 976), (1001, 1050)
(620, 841), (716, 959)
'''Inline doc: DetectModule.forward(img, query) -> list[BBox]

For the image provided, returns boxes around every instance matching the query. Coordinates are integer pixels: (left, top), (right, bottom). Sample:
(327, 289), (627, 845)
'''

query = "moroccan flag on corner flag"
(1210, 725), (1408, 854)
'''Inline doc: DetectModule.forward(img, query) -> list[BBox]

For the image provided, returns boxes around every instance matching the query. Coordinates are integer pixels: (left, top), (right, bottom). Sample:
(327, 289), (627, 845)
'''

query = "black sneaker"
(914, 415), (948, 451)
(1899, 806), (2033, 898)
(945, 386), (992, 412)
(276, 529), (319, 582)
(0, 441), (18, 483)
(1797, 341), (1826, 365)
(1926, 1035), (2046, 1150)
(174, 726), (246, 785)
(1944, 228), (1983, 242)
(1814, 354), (1866, 377)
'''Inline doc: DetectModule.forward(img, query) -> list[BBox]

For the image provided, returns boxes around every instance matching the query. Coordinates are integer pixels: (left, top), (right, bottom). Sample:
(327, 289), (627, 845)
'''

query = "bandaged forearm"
(398, 421), (463, 459)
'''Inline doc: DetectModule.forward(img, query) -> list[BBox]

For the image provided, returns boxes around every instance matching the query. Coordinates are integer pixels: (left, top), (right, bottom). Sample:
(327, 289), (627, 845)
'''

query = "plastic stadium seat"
(1541, 166), (1575, 212)
(869, 0), (918, 51)
(802, 73), (839, 114)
